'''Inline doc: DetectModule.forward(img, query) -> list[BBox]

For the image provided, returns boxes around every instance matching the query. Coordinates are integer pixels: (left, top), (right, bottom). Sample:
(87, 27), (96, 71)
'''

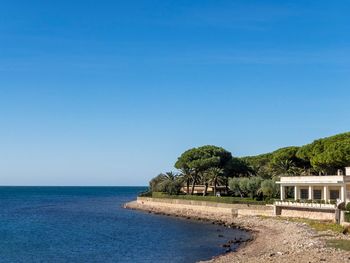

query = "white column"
(323, 185), (329, 202)
(280, 185), (285, 200)
(308, 185), (313, 200)
(341, 185), (346, 202)
(294, 186), (299, 200)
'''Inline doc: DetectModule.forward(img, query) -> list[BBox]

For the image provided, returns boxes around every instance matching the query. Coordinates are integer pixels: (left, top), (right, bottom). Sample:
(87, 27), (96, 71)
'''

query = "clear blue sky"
(1, 0), (349, 186)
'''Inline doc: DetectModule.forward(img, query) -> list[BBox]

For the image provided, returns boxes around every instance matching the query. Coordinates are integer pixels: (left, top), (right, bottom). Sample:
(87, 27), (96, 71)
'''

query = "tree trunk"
(203, 183), (208, 196)
(190, 175), (197, 195)
(213, 177), (217, 196)
(186, 179), (190, 195)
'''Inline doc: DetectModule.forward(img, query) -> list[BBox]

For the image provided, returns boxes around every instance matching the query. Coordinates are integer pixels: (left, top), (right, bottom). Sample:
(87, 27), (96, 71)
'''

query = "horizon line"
(0, 185), (148, 187)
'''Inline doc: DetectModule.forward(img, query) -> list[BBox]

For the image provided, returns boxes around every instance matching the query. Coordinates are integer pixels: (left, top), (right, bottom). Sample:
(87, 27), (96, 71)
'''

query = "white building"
(276, 167), (350, 203)
(274, 167), (350, 222)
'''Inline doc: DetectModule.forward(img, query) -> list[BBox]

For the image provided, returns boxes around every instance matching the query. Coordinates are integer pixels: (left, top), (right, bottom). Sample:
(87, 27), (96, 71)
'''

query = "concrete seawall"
(124, 197), (274, 221)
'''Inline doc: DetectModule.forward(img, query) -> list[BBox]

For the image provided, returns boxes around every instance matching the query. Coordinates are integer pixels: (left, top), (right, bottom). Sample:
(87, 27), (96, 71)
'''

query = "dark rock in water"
(225, 248), (232, 253)
(222, 243), (231, 248)
(218, 234), (224, 238)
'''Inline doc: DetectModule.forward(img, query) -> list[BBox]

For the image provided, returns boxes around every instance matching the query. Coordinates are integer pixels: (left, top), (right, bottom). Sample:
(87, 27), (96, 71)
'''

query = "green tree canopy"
(175, 145), (233, 195)
(270, 147), (302, 167)
(241, 153), (273, 178)
(258, 178), (279, 199)
(296, 132), (350, 173)
(175, 145), (233, 172)
(226, 157), (251, 177)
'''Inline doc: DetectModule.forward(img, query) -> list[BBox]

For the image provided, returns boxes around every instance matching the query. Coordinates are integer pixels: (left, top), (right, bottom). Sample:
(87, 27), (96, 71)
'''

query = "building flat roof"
(277, 175), (350, 185)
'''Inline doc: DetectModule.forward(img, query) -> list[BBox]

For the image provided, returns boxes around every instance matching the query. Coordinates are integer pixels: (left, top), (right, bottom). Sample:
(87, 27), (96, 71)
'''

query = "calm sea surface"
(0, 187), (250, 263)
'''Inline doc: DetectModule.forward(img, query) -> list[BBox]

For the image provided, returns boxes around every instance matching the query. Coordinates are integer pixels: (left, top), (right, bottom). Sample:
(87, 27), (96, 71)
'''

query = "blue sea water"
(0, 187), (250, 263)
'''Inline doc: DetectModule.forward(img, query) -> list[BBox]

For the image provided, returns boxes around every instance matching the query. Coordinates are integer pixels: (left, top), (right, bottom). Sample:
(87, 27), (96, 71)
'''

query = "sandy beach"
(125, 200), (350, 263)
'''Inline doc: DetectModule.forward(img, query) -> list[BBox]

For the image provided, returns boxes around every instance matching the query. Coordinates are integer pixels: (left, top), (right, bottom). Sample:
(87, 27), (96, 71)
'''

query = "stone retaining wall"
(138, 197), (271, 209)
(276, 206), (336, 221)
(134, 197), (274, 219)
(131, 197), (337, 222)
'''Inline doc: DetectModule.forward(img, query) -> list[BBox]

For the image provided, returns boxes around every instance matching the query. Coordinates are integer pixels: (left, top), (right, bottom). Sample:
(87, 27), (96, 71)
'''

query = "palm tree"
(178, 168), (193, 195)
(158, 172), (181, 195)
(190, 169), (201, 195)
(204, 167), (224, 196)
(272, 160), (302, 176)
(201, 171), (210, 196)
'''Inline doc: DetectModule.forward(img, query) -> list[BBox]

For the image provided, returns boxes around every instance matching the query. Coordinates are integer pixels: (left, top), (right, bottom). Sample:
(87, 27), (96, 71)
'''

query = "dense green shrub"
(149, 172), (182, 195)
(228, 177), (241, 196)
(345, 212), (350, 223)
(149, 174), (167, 192)
(345, 202), (350, 212)
(247, 177), (263, 198)
(228, 177), (279, 200)
(258, 179), (278, 198)
(138, 191), (152, 197)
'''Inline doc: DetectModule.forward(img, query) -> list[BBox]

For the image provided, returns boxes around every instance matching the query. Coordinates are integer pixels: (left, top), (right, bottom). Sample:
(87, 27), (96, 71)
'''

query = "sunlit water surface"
(0, 187), (250, 263)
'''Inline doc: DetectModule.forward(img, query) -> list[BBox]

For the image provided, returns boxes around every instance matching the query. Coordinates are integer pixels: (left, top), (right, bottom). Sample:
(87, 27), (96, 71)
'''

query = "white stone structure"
(274, 167), (350, 222)
(276, 167), (350, 204)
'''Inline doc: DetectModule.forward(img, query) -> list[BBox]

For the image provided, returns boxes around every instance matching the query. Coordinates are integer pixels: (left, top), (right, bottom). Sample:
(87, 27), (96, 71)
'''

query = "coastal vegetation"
(144, 132), (350, 201)
(244, 132), (350, 177)
(228, 177), (278, 199)
(271, 216), (345, 234)
(174, 145), (238, 195)
(326, 239), (350, 251)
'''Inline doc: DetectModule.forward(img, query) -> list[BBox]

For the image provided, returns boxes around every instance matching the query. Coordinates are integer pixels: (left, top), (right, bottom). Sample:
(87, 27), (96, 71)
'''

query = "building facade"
(277, 167), (350, 203)
(274, 167), (350, 222)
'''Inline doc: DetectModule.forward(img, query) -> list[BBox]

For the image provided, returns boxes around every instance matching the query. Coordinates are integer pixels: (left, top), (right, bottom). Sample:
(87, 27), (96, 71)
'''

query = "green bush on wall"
(346, 202), (350, 212)
(345, 212), (350, 223)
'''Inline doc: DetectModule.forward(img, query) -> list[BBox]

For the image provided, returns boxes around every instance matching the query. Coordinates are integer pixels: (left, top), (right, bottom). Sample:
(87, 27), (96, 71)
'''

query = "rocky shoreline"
(206, 216), (350, 263)
(125, 200), (350, 263)
(125, 200), (254, 253)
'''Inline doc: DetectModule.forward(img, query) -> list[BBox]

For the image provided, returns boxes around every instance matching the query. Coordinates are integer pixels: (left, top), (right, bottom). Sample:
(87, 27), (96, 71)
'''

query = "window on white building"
(313, 189), (322, 199)
(300, 189), (308, 199)
(330, 190), (339, 200)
